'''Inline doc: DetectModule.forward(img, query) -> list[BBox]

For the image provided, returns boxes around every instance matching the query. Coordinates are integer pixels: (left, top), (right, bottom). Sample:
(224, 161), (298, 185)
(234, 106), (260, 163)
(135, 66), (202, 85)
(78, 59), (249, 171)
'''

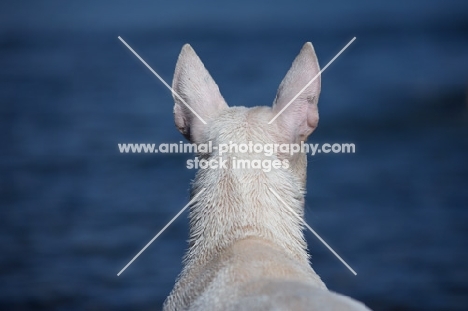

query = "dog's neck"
(184, 161), (310, 268)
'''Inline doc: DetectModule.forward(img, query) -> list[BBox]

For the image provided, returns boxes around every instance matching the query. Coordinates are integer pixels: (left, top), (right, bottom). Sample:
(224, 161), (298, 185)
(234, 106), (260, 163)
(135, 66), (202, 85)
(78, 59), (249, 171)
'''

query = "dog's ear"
(173, 44), (228, 142)
(272, 42), (321, 142)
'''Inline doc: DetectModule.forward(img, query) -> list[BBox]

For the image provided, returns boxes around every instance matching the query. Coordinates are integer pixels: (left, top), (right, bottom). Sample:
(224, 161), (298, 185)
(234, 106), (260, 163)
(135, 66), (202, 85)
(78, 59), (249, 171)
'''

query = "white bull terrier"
(163, 42), (371, 311)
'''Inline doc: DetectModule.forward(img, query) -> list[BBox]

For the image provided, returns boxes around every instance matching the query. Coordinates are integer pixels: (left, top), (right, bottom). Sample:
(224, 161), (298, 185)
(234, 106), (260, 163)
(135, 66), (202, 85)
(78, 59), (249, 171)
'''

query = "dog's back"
(171, 238), (367, 311)
(163, 43), (371, 311)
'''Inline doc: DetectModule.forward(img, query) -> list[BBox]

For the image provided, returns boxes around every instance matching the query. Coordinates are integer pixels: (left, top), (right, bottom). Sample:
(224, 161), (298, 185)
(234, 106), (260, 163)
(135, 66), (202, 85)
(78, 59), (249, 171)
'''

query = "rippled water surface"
(1, 1), (468, 310)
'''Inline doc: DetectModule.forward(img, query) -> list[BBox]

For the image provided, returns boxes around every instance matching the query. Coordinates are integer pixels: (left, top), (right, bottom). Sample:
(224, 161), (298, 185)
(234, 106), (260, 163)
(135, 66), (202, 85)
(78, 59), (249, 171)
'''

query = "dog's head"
(172, 43), (321, 184)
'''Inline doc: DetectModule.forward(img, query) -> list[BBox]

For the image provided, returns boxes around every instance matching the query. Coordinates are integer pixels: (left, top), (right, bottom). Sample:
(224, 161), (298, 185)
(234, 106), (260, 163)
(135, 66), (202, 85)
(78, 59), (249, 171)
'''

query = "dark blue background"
(1, 1), (467, 310)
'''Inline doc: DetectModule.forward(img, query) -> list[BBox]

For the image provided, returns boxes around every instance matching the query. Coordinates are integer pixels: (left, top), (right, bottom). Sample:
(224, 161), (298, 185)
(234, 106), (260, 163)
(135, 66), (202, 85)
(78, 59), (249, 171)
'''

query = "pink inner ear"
(174, 104), (190, 139)
(277, 96), (319, 143)
(172, 44), (228, 142)
(306, 96), (319, 134)
(272, 42), (321, 142)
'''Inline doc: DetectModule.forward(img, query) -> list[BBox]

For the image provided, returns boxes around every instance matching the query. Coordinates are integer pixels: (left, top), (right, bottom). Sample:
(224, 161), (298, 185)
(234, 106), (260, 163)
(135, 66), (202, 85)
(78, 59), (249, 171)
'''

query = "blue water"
(1, 1), (468, 310)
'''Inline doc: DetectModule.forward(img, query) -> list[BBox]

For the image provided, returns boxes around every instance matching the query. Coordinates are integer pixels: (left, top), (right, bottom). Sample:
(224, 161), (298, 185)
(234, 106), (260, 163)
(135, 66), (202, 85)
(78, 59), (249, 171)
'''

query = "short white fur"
(163, 43), (371, 311)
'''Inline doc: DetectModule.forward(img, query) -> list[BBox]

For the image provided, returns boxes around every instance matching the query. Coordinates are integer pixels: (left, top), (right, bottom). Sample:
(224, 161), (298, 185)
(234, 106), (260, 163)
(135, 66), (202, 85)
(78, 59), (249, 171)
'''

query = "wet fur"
(163, 43), (371, 311)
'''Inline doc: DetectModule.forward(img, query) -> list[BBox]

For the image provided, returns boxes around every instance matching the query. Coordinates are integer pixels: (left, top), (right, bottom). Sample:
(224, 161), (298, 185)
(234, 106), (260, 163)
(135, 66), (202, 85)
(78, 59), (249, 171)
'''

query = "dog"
(163, 42), (371, 311)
